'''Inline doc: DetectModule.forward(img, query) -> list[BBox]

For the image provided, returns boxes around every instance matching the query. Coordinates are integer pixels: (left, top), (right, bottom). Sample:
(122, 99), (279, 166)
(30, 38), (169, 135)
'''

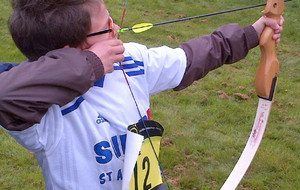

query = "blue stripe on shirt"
(123, 56), (133, 62)
(113, 57), (145, 76)
(0, 62), (19, 73)
(126, 69), (145, 76)
(114, 62), (143, 70)
(61, 96), (85, 116)
(94, 76), (105, 87)
(134, 60), (144, 66)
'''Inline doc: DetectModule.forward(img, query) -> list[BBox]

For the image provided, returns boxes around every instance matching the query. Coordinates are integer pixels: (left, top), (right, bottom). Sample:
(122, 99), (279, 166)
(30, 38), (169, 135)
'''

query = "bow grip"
(255, 0), (284, 100)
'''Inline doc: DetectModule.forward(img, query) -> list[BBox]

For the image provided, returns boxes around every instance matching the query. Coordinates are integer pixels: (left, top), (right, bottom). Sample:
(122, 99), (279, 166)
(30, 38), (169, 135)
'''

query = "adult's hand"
(88, 39), (125, 74)
(252, 16), (285, 44)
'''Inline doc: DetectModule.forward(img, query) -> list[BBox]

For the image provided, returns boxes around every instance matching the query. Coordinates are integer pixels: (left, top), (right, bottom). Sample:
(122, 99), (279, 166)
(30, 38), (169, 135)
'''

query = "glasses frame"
(87, 16), (114, 37)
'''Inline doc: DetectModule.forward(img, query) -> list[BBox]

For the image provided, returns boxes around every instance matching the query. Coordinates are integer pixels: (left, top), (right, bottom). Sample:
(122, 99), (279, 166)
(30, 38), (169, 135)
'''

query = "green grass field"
(0, 0), (299, 189)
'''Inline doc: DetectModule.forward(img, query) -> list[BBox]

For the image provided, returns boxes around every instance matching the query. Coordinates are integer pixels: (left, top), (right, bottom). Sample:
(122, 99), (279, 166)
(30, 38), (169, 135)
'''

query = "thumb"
(264, 17), (280, 30)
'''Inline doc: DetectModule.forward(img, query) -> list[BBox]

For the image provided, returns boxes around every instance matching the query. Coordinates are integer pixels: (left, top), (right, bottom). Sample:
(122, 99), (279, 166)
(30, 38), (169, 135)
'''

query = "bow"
(118, 0), (286, 189)
(221, 0), (285, 189)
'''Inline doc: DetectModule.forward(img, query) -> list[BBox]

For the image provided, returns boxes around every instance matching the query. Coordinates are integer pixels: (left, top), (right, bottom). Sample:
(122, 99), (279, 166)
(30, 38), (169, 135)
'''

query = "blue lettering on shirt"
(99, 173), (106, 185)
(111, 136), (122, 158)
(94, 141), (112, 164)
(94, 134), (132, 185)
(96, 113), (107, 124)
(106, 172), (112, 181)
(120, 134), (126, 155)
(117, 169), (123, 181)
(98, 169), (123, 185)
(94, 134), (127, 164)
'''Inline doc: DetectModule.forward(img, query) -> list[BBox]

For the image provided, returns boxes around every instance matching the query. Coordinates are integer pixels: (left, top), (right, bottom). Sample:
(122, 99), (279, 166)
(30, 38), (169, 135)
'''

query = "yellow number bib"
(128, 120), (166, 190)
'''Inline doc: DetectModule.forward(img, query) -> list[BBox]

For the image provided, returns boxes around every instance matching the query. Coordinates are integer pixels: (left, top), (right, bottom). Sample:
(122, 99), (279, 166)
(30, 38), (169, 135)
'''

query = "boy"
(0, 0), (284, 189)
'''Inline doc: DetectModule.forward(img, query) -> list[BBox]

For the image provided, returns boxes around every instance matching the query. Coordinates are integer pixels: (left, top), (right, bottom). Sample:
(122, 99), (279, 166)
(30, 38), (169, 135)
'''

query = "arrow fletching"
(132, 23), (153, 33)
(118, 23), (153, 33)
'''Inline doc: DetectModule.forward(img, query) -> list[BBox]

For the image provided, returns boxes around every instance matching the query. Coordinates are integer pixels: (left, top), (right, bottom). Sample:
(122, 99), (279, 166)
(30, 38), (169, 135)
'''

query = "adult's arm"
(0, 48), (104, 131)
(0, 38), (124, 131)
(175, 24), (258, 91)
(175, 16), (284, 91)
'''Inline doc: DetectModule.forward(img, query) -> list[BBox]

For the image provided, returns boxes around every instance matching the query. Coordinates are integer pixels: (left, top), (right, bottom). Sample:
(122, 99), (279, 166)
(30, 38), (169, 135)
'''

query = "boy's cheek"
(87, 36), (112, 48)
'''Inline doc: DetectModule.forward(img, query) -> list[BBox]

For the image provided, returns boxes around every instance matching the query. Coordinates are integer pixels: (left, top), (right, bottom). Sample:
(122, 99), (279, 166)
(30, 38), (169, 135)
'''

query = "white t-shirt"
(7, 42), (187, 190)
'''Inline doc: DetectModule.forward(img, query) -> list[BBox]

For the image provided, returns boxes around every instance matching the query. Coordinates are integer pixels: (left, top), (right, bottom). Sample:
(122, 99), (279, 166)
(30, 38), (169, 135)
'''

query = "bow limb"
(120, 0), (128, 29)
(221, 0), (285, 189)
(118, 0), (128, 39)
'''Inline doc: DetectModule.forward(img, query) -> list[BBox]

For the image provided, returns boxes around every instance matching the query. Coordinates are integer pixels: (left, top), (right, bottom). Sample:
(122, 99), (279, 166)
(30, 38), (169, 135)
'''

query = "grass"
(1, 0), (299, 189)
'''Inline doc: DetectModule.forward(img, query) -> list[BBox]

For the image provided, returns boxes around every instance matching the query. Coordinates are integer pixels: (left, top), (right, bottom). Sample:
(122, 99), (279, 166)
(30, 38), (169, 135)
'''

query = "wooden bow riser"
(255, 0), (284, 99)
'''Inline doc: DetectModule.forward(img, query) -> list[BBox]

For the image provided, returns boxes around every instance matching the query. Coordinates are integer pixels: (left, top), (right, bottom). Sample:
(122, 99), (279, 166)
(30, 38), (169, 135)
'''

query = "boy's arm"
(174, 24), (258, 91)
(0, 48), (104, 131)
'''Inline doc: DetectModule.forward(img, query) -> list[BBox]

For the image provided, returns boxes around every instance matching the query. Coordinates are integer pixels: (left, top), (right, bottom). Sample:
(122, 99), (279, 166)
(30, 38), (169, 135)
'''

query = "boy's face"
(81, 1), (120, 49)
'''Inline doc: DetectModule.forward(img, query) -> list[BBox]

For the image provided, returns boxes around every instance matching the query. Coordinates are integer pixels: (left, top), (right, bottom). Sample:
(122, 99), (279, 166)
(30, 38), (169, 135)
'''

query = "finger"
(109, 44), (125, 56)
(115, 45), (124, 53)
(265, 17), (280, 30)
(92, 39), (123, 49)
(105, 66), (115, 74)
(274, 26), (283, 34)
(114, 54), (125, 63)
(279, 16), (285, 26)
(104, 39), (123, 46)
(273, 33), (281, 41)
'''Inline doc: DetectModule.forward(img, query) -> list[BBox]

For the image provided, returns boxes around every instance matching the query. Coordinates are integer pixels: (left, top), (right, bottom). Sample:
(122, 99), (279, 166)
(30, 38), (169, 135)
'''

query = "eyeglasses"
(87, 16), (114, 37)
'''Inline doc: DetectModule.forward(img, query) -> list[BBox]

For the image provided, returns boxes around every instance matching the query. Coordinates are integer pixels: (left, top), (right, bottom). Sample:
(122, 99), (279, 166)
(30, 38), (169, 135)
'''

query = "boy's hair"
(9, 0), (99, 61)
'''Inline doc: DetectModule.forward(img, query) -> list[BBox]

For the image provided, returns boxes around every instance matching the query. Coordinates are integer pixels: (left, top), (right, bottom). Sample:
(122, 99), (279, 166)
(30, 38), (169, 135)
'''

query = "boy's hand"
(88, 39), (125, 74)
(252, 16), (285, 44)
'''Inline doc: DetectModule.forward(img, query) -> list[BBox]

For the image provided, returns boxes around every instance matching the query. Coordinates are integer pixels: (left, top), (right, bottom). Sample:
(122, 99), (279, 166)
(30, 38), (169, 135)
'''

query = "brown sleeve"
(0, 48), (104, 131)
(174, 24), (259, 91)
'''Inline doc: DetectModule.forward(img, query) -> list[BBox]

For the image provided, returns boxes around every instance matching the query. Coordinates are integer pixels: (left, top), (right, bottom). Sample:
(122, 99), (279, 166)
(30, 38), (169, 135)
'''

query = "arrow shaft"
(154, 3), (267, 27)
(119, 0), (291, 32)
(155, 0), (291, 26)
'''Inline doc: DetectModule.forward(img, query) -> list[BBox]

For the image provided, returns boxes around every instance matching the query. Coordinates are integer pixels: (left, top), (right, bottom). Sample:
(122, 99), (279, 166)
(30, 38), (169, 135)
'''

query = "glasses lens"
(86, 16), (114, 37)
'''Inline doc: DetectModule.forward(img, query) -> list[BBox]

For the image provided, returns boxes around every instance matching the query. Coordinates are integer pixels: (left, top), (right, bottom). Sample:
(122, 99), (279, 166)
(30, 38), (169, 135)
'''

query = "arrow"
(118, 0), (291, 34)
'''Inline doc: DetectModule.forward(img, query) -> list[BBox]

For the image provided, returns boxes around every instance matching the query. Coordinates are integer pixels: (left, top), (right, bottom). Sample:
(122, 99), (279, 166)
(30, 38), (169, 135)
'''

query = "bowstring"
(118, 0), (171, 189)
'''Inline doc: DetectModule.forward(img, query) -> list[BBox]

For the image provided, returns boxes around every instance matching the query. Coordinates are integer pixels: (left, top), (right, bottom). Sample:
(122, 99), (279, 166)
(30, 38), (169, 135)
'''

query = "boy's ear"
(64, 45), (70, 48)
